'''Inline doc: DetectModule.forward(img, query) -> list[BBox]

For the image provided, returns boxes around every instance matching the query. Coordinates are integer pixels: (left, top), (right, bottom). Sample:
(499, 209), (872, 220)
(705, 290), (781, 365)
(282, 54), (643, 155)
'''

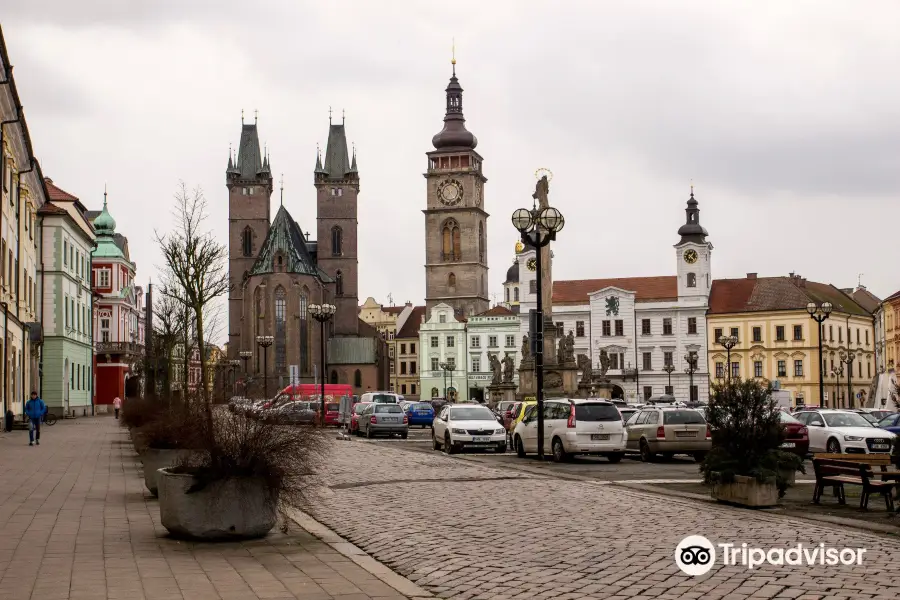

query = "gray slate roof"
(249, 206), (332, 282)
(236, 123), (264, 179)
(323, 124), (354, 179)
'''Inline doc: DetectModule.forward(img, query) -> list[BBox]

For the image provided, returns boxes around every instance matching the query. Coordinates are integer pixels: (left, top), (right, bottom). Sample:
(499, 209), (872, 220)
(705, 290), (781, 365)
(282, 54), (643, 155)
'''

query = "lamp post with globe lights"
(806, 301), (832, 407)
(308, 303), (336, 426)
(255, 335), (274, 400)
(238, 350), (252, 396)
(840, 348), (857, 409)
(684, 351), (699, 403)
(717, 335), (738, 384)
(662, 362), (675, 396)
(511, 199), (564, 461)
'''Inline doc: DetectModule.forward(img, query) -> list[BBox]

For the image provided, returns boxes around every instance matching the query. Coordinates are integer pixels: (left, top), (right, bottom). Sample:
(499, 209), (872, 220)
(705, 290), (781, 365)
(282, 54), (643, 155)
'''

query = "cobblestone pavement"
(311, 440), (900, 600)
(0, 417), (419, 600)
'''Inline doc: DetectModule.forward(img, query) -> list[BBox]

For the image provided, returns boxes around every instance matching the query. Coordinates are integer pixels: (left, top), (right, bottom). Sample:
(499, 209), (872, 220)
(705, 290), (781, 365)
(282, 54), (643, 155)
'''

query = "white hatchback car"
(432, 404), (506, 454)
(792, 409), (895, 454)
(513, 398), (626, 463)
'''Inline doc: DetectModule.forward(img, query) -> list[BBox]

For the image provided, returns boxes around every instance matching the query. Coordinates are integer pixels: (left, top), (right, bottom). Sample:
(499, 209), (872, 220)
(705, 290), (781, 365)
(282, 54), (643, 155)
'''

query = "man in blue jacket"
(24, 391), (46, 446)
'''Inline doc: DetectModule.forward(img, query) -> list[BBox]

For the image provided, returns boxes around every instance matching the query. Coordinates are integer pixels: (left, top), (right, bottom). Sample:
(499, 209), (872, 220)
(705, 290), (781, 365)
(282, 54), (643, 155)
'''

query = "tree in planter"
(700, 378), (803, 497)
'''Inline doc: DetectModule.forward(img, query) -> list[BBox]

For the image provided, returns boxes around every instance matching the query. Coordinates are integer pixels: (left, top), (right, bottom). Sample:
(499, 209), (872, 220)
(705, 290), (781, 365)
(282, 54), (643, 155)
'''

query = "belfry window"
(687, 272), (697, 288)
(441, 219), (461, 262)
(274, 286), (286, 370)
(242, 227), (253, 257)
(331, 226), (343, 256)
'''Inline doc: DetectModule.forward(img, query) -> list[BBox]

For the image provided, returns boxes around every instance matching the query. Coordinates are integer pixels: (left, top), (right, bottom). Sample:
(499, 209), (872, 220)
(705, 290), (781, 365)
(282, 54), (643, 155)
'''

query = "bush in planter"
(138, 399), (207, 496)
(158, 410), (327, 539)
(700, 378), (804, 498)
(120, 395), (165, 430)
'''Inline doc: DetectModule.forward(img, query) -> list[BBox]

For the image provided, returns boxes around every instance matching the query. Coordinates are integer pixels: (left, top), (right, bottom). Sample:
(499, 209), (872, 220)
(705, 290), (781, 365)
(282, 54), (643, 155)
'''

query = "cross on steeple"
(328, 106), (332, 124)
(280, 173), (284, 206)
(254, 109), (258, 124)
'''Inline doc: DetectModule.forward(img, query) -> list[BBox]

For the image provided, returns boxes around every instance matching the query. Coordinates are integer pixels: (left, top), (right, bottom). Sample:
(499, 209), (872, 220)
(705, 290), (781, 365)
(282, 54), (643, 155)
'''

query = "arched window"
(478, 221), (484, 262)
(331, 226), (343, 256)
(242, 227), (253, 257)
(299, 288), (309, 374)
(441, 219), (461, 261)
(505, 287), (510, 302)
(330, 370), (338, 385)
(448, 272), (456, 289)
(335, 270), (344, 296)
(353, 369), (362, 388)
(274, 286), (286, 370)
(514, 287), (520, 302)
(431, 387), (439, 398)
(687, 272), (697, 288)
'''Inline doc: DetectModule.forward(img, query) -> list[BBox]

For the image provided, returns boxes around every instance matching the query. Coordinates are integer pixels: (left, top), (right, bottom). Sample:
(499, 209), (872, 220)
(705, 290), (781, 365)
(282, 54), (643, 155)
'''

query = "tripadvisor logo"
(675, 535), (867, 575)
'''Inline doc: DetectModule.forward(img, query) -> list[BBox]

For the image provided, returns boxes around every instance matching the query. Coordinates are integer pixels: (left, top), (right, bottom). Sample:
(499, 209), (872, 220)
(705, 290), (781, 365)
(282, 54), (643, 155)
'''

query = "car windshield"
(353, 403), (369, 414)
(375, 405), (402, 413)
(372, 394), (397, 403)
(451, 406), (495, 421)
(822, 412), (874, 428)
(856, 412), (878, 424)
(412, 403), (433, 411)
(574, 403), (622, 421)
(662, 410), (706, 425)
(779, 412), (801, 424)
(878, 415), (897, 427)
(327, 403), (339, 411)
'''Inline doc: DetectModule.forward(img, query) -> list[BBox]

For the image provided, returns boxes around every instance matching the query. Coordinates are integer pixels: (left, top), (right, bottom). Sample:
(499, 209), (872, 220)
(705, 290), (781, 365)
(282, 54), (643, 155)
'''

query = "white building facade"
(419, 303), (468, 402)
(514, 191), (712, 403)
(465, 305), (520, 402)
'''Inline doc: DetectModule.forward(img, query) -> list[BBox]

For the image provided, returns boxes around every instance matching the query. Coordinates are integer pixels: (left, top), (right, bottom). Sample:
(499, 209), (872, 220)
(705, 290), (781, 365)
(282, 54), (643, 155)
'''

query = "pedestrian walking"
(25, 391), (46, 446)
(113, 396), (122, 420)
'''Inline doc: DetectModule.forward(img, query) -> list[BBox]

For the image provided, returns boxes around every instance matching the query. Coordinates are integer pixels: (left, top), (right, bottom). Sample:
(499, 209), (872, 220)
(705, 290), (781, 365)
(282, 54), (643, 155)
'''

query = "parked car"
(404, 402), (435, 427)
(849, 409), (880, 424)
(513, 398), (626, 463)
(778, 411), (810, 457)
(269, 401), (317, 425)
(432, 404), (506, 454)
(625, 406), (710, 462)
(792, 409), (895, 454)
(357, 403), (408, 439)
(867, 409), (895, 421)
(508, 400), (536, 433)
(429, 397), (451, 414)
(877, 413), (900, 435)
(360, 391), (402, 404)
(494, 400), (516, 420)
(618, 407), (638, 424)
(349, 402), (372, 434)
(501, 402), (521, 442)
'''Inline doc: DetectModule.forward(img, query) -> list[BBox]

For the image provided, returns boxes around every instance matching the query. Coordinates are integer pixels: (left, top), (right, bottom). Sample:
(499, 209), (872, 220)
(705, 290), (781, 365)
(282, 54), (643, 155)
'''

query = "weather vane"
(534, 168), (553, 182)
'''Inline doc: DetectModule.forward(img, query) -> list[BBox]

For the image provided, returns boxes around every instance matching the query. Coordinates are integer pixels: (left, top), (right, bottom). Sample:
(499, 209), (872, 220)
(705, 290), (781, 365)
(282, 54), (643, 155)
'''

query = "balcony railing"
(96, 341), (145, 355)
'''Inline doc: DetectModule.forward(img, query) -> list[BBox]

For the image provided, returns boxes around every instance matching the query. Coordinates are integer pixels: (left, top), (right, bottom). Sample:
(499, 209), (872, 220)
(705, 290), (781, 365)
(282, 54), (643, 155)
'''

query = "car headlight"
(843, 435), (863, 441)
(451, 428), (466, 434)
(495, 428), (505, 434)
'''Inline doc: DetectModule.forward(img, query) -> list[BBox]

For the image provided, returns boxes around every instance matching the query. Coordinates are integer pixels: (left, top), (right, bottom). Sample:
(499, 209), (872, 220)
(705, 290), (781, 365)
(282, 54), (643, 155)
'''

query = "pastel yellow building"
(358, 298), (422, 395)
(708, 274), (875, 408)
(885, 290), (900, 373)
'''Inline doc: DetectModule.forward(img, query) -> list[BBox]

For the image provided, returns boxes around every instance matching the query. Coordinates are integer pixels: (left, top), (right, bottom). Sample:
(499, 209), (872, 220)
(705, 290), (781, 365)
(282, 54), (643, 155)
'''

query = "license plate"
(384, 417), (397, 422)
(473, 436), (492, 442)
(676, 431), (697, 438)
(780, 442), (796, 448)
(873, 444), (890, 450)
(591, 434), (610, 441)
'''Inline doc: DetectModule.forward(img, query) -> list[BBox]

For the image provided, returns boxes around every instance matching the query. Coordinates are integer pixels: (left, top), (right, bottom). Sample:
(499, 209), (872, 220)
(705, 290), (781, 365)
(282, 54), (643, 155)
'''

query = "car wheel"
(640, 440), (655, 462)
(552, 438), (569, 463)
(607, 453), (624, 464)
(366, 427), (374, 439)
(515, 435), (526, 458)
(401, 432), (408, 440)
(827, 438), (841, 454)
(445, 433), (456, 454)
(496, 443), (506, 454)
(693, 451), (707, 463)
(432, 432), (441, 450)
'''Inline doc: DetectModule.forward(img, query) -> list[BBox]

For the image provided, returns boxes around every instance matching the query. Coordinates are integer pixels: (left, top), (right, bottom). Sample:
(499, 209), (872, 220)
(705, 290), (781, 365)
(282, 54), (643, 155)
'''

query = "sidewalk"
(0, 416), (427, 600)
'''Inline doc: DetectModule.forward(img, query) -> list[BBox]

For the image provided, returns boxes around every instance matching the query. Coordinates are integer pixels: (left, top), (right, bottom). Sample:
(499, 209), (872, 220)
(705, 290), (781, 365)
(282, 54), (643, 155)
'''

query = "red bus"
(278, 384), (354, 426)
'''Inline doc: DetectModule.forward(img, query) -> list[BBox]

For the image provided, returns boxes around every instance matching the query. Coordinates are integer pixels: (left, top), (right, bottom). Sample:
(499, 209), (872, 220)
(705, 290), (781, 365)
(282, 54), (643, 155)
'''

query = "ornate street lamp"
(717, 335), (738, 383)
(684, 351), (699, 402)
(238, 350), (252, 396)
(511, 200), (565, 460)
(839, 348), (856, 409)
(308, 303), (336, 426)
(831, 364), (843, 408)
(806, 301), (833, 407)
(439, 361), (455, 401)
(229, 359), (240, 397)
(255, 335), (274, 400)
(662, 362), (675, 396)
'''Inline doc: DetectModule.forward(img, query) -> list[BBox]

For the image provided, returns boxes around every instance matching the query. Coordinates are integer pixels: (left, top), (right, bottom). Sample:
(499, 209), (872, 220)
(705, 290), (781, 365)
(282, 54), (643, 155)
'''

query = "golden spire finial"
(690, 178), (694, 196)
(451, 38), (456, 65)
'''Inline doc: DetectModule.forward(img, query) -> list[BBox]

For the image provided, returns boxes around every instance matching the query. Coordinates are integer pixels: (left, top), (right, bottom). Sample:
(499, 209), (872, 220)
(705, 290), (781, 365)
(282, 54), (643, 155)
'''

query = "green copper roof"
(91, 193), (125, 259)
(249, 206), (332, 281)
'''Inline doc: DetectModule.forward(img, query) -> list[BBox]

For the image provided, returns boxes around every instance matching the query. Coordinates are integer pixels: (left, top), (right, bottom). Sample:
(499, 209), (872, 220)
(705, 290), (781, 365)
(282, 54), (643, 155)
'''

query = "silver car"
(625, 406), (710, 462)
(358, 403), (409, 439)
(271, 401), (317, 425)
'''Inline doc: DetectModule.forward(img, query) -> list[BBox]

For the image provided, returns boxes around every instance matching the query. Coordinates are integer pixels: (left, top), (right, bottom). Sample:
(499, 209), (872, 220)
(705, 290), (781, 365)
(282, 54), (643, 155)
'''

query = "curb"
(289, 509), (435, 599)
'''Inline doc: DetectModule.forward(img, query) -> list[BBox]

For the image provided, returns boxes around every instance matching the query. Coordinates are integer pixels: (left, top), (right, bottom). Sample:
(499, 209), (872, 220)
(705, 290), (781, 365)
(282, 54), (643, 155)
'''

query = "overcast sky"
(4, 1), (899, 339)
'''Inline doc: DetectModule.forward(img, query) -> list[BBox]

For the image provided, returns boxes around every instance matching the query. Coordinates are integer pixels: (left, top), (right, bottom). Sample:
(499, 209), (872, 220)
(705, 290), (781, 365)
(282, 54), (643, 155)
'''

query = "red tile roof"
(43, 178), (79, 202)
(709, 276), (871, 316)
(37, 203), (68, 216)
(885, 289), (900, 303)
(476, 305), (515, 317)
(383, 306), (407, 315)
(396, 306), (426, 339)
(552, 276), (677, 305)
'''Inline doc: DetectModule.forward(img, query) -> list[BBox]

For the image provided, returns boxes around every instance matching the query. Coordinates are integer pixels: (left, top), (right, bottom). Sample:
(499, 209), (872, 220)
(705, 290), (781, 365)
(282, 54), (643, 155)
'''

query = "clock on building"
(683, 249), (698, 264)
(526, 257), (537, 272)
(438, 179), (463, 206)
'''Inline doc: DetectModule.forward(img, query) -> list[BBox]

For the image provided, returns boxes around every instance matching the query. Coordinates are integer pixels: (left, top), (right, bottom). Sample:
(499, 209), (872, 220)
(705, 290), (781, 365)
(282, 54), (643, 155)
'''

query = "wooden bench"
(812, 457), (895, 510)
(813, 453), (892, 468)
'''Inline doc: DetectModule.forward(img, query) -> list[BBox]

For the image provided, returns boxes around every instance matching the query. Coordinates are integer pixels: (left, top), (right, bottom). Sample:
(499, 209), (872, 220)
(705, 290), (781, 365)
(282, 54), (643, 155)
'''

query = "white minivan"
(359, 391), (402, 404)
(513, 398), (626, 463)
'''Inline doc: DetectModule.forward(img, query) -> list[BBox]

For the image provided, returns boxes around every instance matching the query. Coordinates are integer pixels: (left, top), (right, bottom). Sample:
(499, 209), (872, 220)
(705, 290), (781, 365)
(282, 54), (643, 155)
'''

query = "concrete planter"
(131, 430), (148, 456)
(711, 473), (779, 507)
(157, 467), (278, 540)
(142, 449), (198, 497)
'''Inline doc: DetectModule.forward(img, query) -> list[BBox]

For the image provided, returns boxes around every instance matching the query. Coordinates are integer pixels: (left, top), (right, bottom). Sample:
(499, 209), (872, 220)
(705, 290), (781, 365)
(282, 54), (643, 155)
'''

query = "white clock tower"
(674, 188), (712, 303)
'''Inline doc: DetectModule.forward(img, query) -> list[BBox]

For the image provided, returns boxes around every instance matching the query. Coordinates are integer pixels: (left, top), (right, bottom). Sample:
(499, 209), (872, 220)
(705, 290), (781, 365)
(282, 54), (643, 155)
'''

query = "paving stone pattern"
(0, 417), (415, 600)
(311, 441), (900, 600)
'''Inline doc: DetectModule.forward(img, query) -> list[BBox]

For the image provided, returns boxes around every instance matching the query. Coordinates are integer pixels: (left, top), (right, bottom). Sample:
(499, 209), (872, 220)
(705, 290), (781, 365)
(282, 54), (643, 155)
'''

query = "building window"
(794, 359), (803, 377)
(856, 328), (861, 345)
(829, 324), (833, 341)
(643, 386), (652, 401)
(100, 318), (110, 343)
(754, 361), (763, 378)
(411, 384), (417, 395)
(401, 384), (407, 394)
(411, 361), (416, 374)
(731, 362), (740, 378)
(441, 219), (461, 261)
(838, 328), (842, 343)
(354, 369), (362, 387)
(662, 318), (673, 335)
(439, 313), (446, 324)
(715, 362), (724, 379)
(446, 335), (455, 348)
(663, 351), (673, 367)
(865, 330), (869, 345)
(642, 319), (651, 335)
(687, 273), (696, 287)
(448, 272), (456, 289)
(274, 286), (286, 369)
(730, 328), (739, 340)
(575, 321), (585, 337)
(242, 227), (253, 257)
(471, 337), (480, 348)
(514, 288), (519, 302)
(299, 291), (309, 374)
(472, 356), (481, 372)
(777, 360), (787, 377)
(98, 269), (111, 288)
(505, 288), (510, 303)
(400, 362), (407, 375)
(488, 335), (497, 348)
(775, 326), (785, 341)
(714, 327), (722, 341)
(431, 357), (439, 372)
(529, 280), (536, 295)
(505, 335), (515, 347)
(690, 385), (698, 401)
(688, 317), (697, 335)
(615, 320), (624, 336)
(793, 325), (802, 341)
(335, 270), (344, 296)
(431, 387), (439, 398)
(430, 336), (438, 348)
(642, 352), (652, 371)
(752, 327), (762, 343)
(446, 357), (456, 370)
(400, 343), (406, 354)
(329, 226), (343, 256)
(602, 321), (611, 337)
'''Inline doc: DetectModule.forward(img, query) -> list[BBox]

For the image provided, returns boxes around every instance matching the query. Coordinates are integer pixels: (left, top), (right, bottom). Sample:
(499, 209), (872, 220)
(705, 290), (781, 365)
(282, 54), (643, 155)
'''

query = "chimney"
(800, 278), (807, 288)
(746, 273), (757, 279)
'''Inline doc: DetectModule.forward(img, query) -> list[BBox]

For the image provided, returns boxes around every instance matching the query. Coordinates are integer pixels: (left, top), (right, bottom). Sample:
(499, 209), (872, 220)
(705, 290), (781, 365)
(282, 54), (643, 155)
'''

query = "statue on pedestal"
(577, 354), (592, 384)
(502, 355), (515, 383)
(557, 336), (566, 365)
(598, 349), (610, 378)
(489, 354), (502, 385)
(521, 334), (530, 364)
(565, 331), (575, 363)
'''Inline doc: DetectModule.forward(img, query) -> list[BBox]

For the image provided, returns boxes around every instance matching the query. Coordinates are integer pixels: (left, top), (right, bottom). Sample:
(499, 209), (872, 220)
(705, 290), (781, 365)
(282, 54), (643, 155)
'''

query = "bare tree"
(153, 286), (187, 403)
(157, 182), (230, 434)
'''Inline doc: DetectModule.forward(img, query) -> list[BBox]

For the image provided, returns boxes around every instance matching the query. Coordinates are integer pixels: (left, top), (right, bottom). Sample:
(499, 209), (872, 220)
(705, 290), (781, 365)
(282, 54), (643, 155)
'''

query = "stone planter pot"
(711, 473), (779, 507)
(142, 449), (198, 497)
(157, 467), (278, 540)
(131, 430), (148, 456)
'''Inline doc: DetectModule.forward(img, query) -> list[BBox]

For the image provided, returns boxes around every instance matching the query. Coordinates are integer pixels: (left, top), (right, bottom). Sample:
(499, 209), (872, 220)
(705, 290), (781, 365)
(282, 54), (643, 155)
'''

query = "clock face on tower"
(683, 249), (698, 264)
(438, 179), (463, 206)
(526, 257), (537, 272)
